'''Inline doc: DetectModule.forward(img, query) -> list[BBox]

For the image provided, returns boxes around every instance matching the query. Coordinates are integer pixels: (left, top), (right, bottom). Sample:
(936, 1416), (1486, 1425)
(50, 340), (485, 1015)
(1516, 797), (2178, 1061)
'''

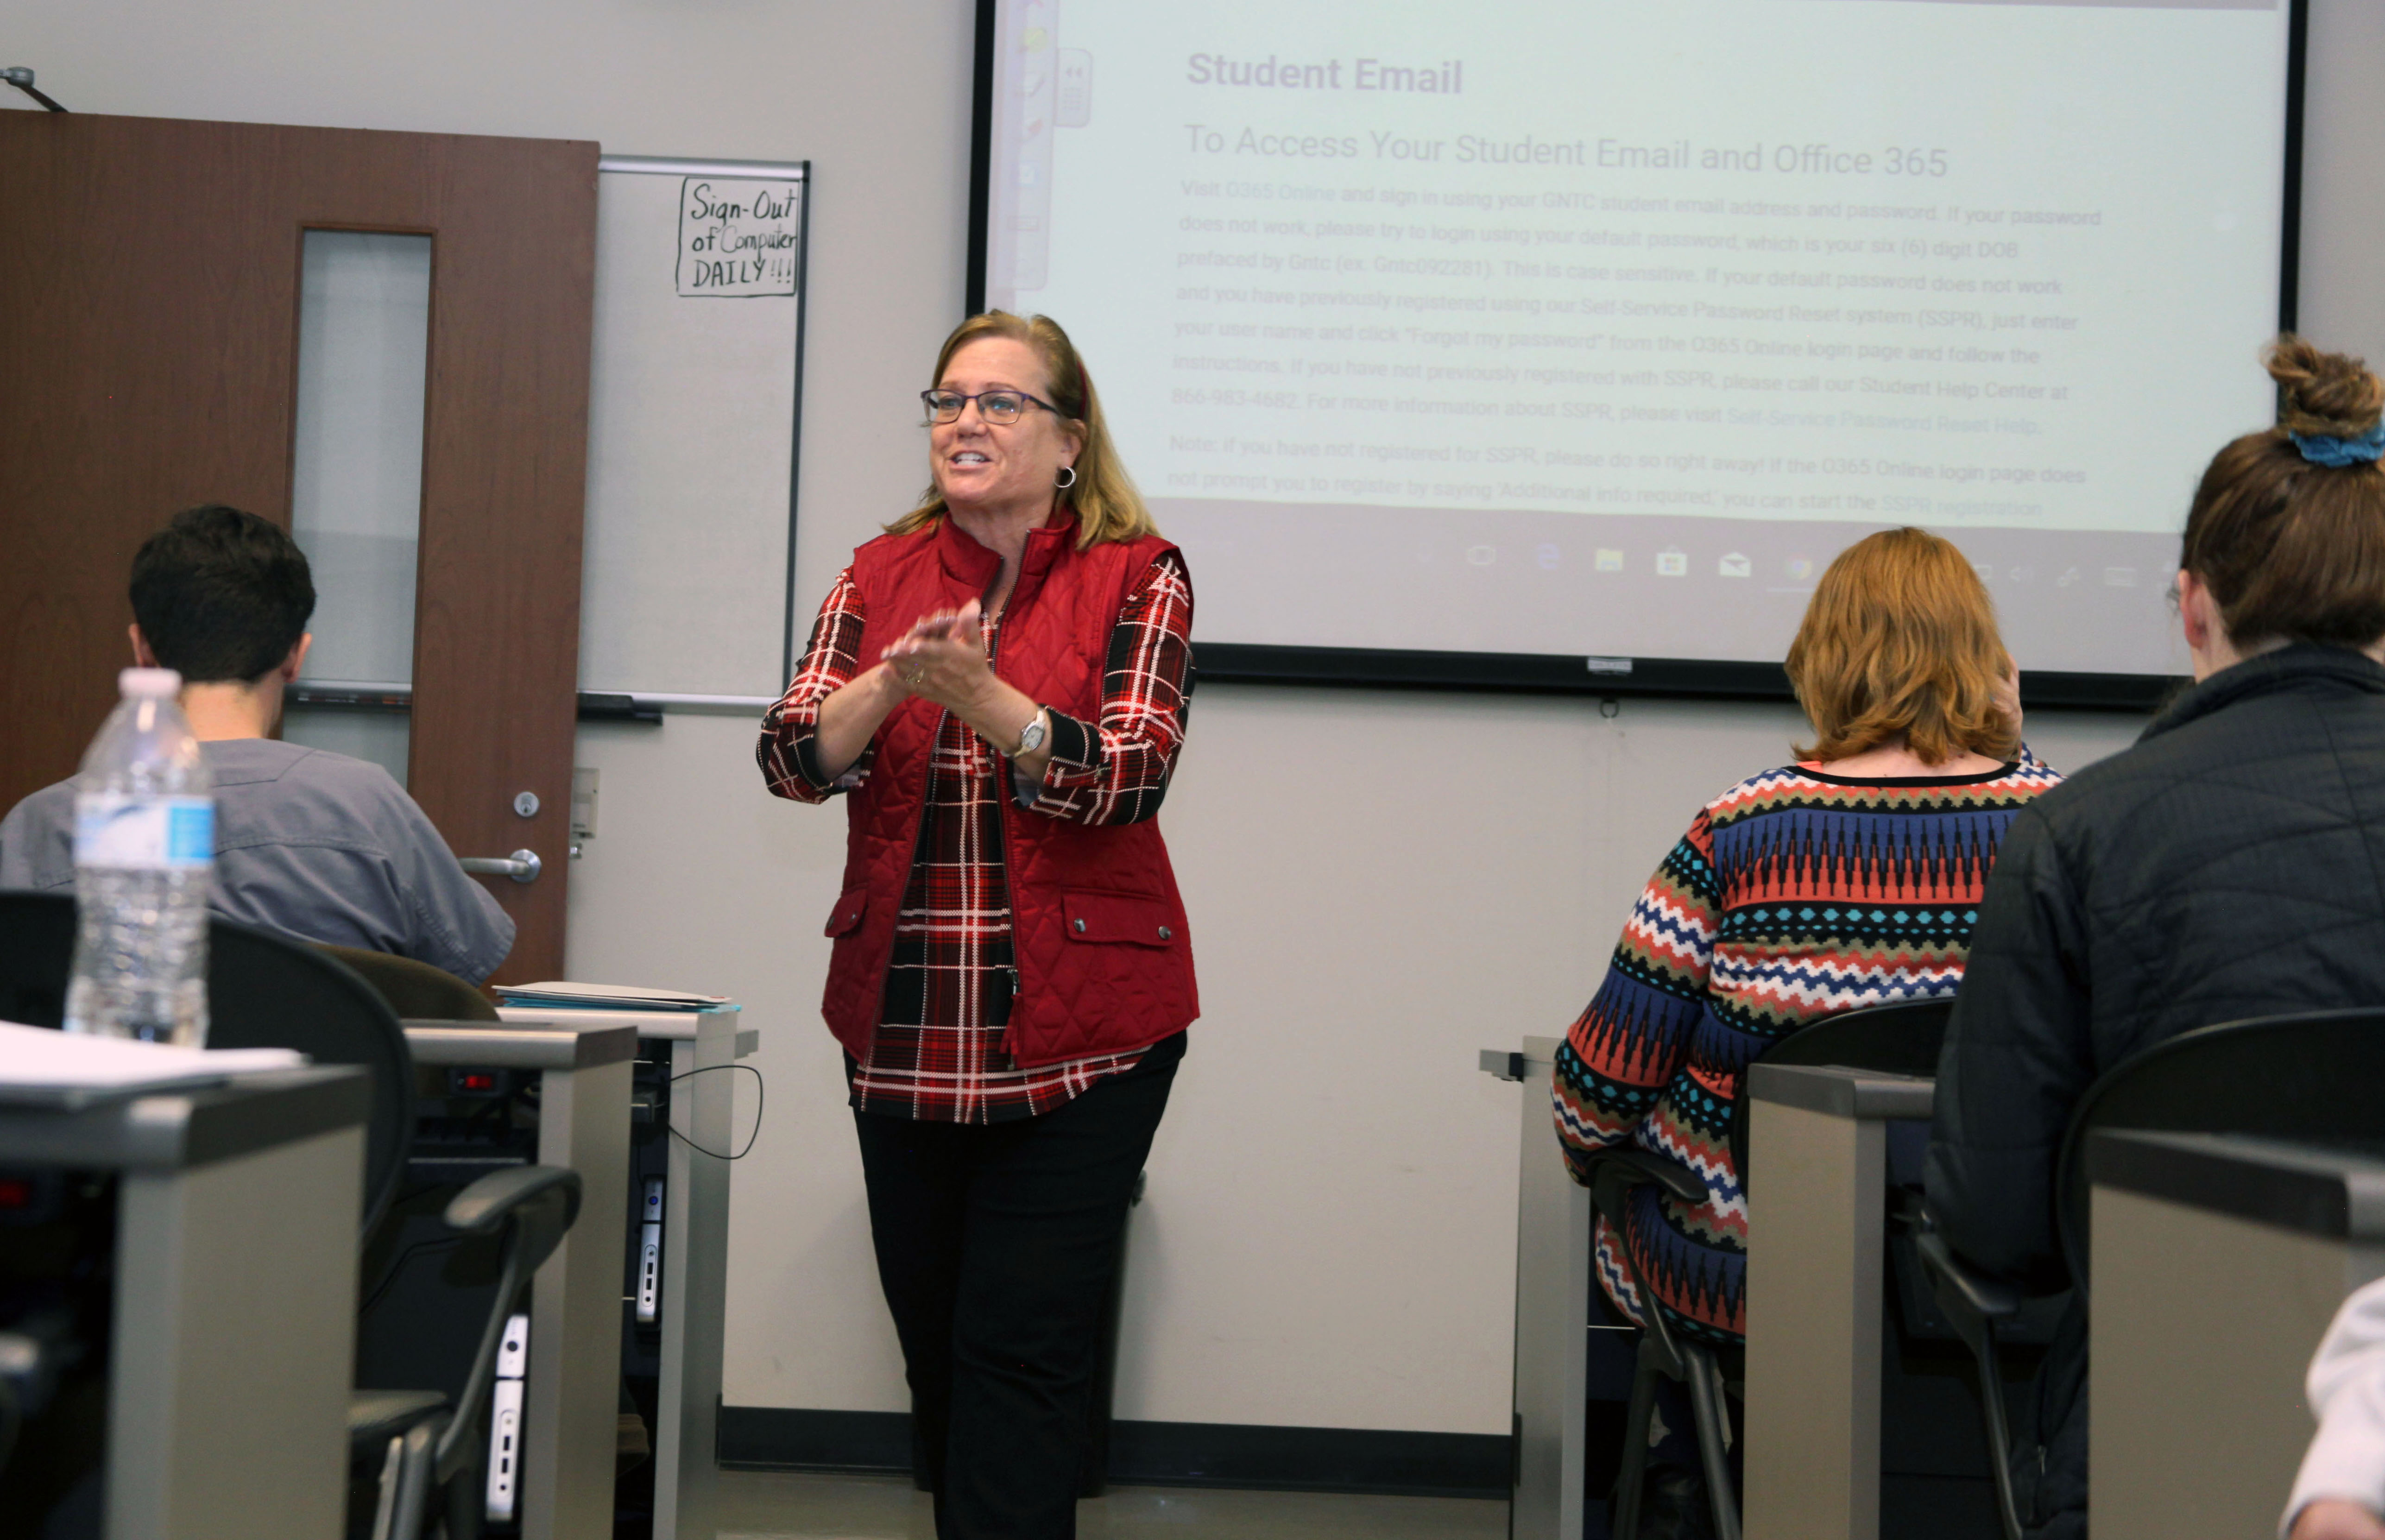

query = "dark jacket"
(1926, 644), (2385, 1533)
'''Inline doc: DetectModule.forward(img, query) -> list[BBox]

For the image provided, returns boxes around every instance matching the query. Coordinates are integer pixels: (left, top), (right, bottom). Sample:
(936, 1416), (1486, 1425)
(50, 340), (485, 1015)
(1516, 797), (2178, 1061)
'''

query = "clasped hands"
(881, 598), (998, 713)
(877, 597), (1052, 773)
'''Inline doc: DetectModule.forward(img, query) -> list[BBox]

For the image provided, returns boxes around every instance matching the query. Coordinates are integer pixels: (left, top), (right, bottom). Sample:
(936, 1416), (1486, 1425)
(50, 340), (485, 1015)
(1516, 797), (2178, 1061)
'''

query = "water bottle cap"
(120, 668), (183, 698)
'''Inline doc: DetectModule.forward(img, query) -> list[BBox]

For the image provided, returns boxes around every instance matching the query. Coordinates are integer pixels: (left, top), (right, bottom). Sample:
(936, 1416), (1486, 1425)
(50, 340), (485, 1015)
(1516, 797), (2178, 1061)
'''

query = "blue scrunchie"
(2290, 422), (2385, 467)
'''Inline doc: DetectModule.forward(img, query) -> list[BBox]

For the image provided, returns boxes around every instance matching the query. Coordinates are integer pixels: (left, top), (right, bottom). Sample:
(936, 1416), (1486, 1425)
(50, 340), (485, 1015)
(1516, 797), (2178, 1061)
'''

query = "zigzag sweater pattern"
(1551, 757), (2062, 1343)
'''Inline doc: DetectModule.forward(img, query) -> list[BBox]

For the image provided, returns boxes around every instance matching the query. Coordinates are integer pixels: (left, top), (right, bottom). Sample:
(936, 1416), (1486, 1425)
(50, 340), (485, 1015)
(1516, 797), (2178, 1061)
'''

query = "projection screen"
(973, 0), (2300, 697)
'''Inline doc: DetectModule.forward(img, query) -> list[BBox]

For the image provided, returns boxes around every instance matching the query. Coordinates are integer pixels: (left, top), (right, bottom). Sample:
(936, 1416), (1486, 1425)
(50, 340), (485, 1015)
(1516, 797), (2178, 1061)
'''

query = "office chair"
(1917, 1007), (2385, 1540)
(1729, 996), (2050, 1535)
(367, 1167), (580, 1540)
(0, 890), (78, 1030)
(1725, 996), (1951, 1194)
(321, 945), (500, 1023)
(0, 893), (582, 1540)
(1592, 996), (1955, 1540)
(0, 892), (416, 1234)
(213, 923), (583, 1539)
(205, 921), (418, 1235)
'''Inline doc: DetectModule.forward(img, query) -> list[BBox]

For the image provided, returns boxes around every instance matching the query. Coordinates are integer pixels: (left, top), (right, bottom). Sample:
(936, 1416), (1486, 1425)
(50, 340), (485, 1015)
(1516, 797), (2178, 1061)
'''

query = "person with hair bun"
(757, 311), (1193, 1538)
(1929, 336), (2385, 1540)
(1552, 526), (2059, 1514)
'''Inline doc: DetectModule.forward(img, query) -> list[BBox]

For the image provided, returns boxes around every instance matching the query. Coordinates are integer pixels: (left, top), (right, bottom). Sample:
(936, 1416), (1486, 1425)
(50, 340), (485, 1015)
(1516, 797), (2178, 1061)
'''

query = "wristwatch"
(1015, 708), (1048, 757)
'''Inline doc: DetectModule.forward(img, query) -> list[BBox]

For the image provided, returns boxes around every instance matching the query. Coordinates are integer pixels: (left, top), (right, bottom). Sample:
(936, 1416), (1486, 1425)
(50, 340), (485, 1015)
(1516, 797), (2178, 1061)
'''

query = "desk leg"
(653, 1024), (732, 1540)
(2092, 1187), (2385, 1540)
(1742, 1101), (1884, 1540)
(522, 1057), (632, 1540)
(107, 1124), (362, 1540)
(1512, 1054), (1593, 1540)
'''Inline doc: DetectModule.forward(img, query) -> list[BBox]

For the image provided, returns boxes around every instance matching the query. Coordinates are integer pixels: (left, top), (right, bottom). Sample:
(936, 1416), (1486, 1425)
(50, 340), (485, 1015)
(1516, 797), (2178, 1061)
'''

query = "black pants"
(853, 1040), (1180, 1540)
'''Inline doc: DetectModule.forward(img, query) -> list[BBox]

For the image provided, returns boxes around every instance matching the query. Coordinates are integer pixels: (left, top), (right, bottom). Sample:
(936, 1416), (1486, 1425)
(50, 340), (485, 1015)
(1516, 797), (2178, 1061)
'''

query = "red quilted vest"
(818, 511), (1199, 1067)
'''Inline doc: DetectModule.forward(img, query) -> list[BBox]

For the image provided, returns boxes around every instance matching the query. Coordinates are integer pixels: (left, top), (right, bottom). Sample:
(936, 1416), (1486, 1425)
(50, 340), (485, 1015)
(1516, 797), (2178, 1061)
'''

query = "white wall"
(2300, 1), (2385, 366)
(19, 0), (2380, 1436)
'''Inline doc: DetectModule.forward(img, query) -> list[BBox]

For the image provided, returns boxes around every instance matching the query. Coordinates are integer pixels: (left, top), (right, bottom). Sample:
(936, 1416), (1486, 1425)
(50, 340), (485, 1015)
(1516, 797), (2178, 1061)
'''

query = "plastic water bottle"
(63, 668), (215, 1046)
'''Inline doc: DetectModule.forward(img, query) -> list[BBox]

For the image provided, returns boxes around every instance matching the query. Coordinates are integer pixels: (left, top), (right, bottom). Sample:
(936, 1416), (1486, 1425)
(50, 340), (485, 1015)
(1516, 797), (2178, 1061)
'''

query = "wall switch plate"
(570, 766), (599, 839)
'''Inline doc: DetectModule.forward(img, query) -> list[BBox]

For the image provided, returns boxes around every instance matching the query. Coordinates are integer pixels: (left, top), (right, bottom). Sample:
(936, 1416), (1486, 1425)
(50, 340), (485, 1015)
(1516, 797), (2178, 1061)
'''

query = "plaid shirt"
(759, 548), (1193, 1122)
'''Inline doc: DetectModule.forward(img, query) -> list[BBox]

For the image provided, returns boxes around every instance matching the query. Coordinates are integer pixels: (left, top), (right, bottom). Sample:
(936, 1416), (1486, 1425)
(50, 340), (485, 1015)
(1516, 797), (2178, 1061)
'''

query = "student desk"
(1740, 1061), (1934, 1540)
(0, 1066), (369, 1540)
(495, 1004), (755, 1540)
(402, 1020), (636, 1540)
(2087, 1130), (2385, 1540)
(1481, 1035), (1596, 1540)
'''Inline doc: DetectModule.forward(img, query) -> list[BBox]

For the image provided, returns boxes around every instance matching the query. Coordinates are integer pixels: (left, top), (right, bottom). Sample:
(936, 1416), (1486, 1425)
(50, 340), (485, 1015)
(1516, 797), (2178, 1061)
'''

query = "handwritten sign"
(676, 177), (802, 298)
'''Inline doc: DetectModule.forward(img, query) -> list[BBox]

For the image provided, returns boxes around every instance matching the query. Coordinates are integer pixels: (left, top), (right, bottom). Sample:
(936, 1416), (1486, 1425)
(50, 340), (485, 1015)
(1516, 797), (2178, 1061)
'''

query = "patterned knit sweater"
(1551, 757), (2063, 1344)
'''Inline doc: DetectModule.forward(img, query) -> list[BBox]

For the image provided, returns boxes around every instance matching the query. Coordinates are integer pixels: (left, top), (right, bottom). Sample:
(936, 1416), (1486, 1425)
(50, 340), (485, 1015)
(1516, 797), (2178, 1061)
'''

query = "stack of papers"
(0, 1020), (308, 1109)
(492, 982), (733, 1012)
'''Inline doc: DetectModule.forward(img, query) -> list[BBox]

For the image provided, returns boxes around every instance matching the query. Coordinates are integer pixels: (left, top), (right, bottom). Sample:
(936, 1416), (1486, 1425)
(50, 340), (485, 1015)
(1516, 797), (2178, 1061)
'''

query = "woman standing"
(759, 312), (1194, 1538)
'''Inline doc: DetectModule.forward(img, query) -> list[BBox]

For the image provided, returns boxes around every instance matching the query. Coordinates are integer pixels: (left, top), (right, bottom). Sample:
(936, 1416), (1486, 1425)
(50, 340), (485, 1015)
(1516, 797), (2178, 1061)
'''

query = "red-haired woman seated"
(1552, 526), (2061, 1349)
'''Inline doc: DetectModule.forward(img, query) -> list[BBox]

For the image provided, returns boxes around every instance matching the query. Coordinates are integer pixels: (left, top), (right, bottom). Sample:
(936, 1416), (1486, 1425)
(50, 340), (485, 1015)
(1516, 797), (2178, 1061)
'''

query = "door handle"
(461, 849), (543, 884)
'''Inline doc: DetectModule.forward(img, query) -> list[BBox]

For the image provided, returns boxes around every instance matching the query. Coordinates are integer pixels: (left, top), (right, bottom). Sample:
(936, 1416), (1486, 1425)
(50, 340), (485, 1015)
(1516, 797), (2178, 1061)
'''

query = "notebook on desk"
(492, 981), (732, 1012)
(0, 1021), (308, 1110)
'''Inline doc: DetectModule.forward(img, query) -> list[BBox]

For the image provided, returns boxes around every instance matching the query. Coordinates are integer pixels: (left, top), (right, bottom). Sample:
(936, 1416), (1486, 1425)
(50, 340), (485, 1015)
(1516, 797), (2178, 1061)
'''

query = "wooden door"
(0, 113), (595, 981)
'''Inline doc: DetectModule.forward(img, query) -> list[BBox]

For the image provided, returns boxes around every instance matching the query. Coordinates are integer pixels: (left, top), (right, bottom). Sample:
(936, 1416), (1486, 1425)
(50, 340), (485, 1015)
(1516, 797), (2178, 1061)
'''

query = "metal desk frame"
(495, 1004), (754, 1540)
(2088, 1130), (2385, 1540)
(402, 1020), (636, 1540)
(1481, 1035), (1596, 1540)
(0, 1067), (370, 1540)
(1740, 1061), (1933, 1540)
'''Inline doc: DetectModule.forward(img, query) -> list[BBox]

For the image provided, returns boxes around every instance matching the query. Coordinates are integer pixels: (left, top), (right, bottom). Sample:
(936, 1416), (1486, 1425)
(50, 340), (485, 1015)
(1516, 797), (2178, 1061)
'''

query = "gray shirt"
(0, 738), (514, 984)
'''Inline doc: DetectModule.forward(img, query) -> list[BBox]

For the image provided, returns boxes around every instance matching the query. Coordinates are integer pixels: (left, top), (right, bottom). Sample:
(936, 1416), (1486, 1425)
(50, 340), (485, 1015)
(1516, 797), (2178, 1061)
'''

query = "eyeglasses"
(921, 389), (1060, 426)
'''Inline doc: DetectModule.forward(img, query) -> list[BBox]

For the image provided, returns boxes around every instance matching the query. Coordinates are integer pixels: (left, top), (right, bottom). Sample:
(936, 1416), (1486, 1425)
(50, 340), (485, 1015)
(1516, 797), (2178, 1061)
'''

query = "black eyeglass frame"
(920, 388), (1063, 425)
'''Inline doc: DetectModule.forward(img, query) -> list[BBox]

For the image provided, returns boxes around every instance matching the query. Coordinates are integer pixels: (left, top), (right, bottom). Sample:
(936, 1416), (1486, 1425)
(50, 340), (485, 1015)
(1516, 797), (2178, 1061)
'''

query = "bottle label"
(75, 795), (215, 870)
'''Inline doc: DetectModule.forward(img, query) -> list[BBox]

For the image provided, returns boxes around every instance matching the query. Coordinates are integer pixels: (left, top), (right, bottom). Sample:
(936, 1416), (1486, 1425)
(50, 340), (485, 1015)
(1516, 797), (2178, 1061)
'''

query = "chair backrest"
(319, 943), (499, 1022)
(204, 921), (416, 1235)
(2054, 1007), (2385, 1299)
(0, 890), (416, 1236)
(1729, 996), (1955, 1193)
(0, 889), (76, 1027)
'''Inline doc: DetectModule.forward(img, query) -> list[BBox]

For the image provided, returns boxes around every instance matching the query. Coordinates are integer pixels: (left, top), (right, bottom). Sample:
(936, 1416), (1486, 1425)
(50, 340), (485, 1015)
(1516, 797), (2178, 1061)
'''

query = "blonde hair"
(1786, 527), (2019, 765)
(886, 311), (1157, 549)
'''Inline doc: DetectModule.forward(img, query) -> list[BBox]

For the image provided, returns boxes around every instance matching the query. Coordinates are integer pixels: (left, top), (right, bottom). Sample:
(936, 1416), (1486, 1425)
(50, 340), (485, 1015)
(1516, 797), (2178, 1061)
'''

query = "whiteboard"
(578, 155), (809, 703)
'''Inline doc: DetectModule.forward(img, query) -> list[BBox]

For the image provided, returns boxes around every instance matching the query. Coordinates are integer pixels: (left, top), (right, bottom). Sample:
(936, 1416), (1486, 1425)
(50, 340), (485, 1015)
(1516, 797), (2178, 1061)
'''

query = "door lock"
(513, 790), (540, 818)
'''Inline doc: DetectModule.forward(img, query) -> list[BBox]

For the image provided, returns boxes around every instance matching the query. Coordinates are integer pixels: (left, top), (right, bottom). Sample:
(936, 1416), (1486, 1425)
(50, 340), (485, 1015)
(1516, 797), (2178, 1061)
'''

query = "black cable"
(663, 1064), (765, 1160)
(357, 1232), (465, 1317)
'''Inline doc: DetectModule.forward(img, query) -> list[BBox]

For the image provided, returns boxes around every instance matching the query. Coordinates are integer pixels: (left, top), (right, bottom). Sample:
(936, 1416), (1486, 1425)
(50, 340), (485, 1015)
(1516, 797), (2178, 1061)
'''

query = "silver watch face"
(1019, 715), (1047, 753)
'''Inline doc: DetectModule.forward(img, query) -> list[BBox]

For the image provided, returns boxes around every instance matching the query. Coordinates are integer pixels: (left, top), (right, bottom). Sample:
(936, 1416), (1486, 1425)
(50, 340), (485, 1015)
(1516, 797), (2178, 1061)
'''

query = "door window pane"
(283, 230), (430, 786)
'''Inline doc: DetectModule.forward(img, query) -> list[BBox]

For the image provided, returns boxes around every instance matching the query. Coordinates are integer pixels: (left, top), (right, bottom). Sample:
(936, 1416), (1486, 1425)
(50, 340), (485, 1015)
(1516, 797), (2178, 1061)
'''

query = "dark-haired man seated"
(0, 504), (513, 982)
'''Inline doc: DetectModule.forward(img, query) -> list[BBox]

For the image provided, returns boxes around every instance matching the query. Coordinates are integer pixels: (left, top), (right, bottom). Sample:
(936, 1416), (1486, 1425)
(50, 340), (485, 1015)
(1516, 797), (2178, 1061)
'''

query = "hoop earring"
(1055, 465), (1078, 489)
